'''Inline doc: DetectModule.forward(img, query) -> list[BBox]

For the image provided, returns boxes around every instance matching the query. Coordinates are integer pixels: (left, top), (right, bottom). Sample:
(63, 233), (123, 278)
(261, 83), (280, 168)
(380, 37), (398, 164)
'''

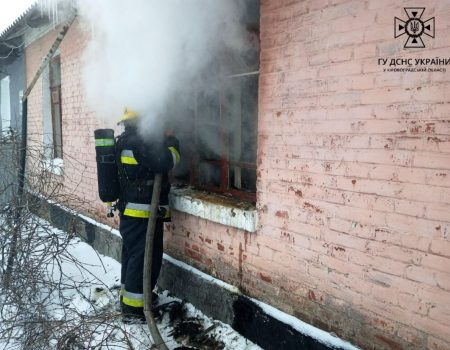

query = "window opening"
(49, 55), (63, 159)
(172, 0), (260, 203)
(1, 76), (11, 136)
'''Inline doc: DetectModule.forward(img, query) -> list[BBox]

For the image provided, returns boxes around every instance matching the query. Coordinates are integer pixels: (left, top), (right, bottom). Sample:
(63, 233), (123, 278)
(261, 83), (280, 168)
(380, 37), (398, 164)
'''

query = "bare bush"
(0, 141), (153, 350)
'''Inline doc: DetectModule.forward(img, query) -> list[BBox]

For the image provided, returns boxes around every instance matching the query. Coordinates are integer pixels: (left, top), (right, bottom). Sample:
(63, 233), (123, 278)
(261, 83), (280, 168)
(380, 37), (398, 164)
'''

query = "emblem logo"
(394, 8), (435, 48)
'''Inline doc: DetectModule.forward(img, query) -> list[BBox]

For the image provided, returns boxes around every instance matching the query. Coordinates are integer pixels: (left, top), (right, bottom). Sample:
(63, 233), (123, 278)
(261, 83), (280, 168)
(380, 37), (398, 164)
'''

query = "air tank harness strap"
(96, 154), (116, 164)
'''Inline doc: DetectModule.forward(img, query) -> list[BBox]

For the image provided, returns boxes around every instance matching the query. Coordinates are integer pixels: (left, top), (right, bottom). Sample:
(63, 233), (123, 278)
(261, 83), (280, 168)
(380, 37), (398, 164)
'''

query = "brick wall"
(24, 3), (450, 349)
(254, 0), (449, 349)
(58, 19), (117, 224)
(26, 27), (53, 149)
(25, 20), (120, 227)
(168, 1), (450, 349)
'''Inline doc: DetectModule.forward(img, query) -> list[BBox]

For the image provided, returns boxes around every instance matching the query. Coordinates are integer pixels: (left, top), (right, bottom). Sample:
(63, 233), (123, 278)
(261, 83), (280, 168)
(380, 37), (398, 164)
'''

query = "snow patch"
(31, 192), (121, 237)
(77, 212), (121, 238)
(0, 213), (261, 349)
(42, 157), (64, 176)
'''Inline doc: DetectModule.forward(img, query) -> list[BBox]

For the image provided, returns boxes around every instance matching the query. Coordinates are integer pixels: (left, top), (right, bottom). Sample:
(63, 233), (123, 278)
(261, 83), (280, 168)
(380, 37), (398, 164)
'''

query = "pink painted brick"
(23, 2), (450, 350)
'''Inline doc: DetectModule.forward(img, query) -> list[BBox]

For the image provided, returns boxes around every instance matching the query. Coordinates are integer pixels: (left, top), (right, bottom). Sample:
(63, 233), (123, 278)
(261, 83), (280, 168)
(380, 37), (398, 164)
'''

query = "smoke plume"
(78, 0), (248, 136)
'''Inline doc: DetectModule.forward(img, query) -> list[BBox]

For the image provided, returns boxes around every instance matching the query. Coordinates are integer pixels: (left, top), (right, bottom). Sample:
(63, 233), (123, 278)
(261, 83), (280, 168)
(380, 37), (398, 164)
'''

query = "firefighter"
(116, 107), (180, 322)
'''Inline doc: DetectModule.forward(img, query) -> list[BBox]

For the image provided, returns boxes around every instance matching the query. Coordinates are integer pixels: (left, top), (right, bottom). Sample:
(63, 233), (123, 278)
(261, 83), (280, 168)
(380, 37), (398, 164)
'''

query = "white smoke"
(77, 0), (248, 135)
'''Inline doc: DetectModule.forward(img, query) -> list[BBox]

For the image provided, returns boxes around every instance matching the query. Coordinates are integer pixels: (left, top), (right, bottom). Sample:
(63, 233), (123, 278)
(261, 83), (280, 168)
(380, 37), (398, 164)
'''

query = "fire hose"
(143, 173), (169, 350)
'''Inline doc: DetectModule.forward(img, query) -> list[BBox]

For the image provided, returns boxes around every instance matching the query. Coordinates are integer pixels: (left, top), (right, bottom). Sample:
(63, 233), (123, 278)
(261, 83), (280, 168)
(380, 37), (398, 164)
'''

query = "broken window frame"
(190, 70), (259, 203)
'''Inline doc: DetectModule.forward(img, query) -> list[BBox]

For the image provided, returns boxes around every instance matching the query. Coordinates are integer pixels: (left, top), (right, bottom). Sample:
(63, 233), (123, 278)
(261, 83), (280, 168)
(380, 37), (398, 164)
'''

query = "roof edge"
(0, 2), (39, 40)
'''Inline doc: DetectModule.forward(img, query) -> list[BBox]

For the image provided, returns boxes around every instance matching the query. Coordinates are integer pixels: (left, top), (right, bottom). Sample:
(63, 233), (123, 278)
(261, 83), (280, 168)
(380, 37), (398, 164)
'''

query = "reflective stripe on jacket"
(115, 127), (180, 217)
(123, 202), (171, 219)
(124, 202), (151, 218)
(120, 150), (138, 165)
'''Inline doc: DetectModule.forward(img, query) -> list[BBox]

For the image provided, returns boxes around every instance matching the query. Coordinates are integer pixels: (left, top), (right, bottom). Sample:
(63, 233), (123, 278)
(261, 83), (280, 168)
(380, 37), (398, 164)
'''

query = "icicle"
(39, 0), (44, 17)
(38, 0), (62, 29)
(53, 0), (58, 27)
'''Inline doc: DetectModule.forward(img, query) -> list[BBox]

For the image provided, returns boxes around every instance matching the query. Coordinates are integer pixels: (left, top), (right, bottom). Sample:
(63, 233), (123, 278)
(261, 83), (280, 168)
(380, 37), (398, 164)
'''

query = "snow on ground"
(0, 213), (261, 350)
(56, 236), (262, 349)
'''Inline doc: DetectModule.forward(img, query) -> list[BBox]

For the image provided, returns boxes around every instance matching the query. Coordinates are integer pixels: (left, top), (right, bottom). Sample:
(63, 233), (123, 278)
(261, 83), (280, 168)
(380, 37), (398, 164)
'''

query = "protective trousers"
(119, 215), (164, 317)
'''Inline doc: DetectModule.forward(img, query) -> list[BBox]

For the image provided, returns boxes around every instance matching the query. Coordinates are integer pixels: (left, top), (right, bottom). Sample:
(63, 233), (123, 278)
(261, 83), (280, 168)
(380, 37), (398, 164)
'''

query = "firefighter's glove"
(158, 205), (171, 222)
(106, 202), (115, 218)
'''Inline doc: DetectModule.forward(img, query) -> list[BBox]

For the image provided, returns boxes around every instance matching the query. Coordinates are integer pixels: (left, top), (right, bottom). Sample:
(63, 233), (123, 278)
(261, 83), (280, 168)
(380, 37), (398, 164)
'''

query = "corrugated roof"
(0, 2), (38, 41)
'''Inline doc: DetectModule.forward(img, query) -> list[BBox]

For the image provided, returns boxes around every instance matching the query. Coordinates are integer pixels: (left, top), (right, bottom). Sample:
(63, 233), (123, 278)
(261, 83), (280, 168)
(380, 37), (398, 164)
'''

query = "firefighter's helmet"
(119, 107), (139, 123)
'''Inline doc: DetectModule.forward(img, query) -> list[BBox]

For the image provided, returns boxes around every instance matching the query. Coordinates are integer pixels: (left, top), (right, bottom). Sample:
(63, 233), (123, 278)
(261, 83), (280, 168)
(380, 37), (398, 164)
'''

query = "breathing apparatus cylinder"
(94, 129), (120, 203)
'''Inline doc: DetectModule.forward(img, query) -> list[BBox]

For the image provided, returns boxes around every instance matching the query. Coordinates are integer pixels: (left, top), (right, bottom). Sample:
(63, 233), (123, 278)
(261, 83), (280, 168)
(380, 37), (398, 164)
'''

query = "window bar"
(230, 78), (242, 190)
(219, 83), (229, 193)
(229, 161), (256, 169)
(226, 71), (259, 78)
(191, 90), (199, 186)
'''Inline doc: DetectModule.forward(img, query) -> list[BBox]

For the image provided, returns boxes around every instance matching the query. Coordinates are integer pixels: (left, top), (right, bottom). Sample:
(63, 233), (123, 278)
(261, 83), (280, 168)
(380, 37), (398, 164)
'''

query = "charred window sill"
(169, 186), (258, 233)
